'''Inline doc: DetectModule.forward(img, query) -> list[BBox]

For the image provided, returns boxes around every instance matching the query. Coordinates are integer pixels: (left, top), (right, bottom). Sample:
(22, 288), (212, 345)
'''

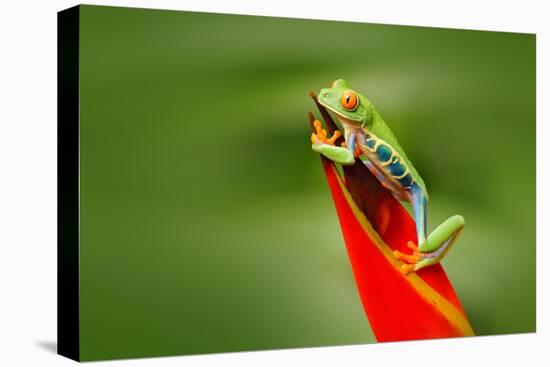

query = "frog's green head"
(318, 79), (373, 127)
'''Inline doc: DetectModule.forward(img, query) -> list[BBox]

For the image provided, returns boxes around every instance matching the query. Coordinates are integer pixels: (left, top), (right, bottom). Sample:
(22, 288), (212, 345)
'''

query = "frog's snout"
(319, 88), (329, 97)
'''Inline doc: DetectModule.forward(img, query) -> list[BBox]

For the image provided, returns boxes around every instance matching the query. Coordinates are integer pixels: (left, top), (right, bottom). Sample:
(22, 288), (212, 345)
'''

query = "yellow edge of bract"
(330, 164), (475, 337)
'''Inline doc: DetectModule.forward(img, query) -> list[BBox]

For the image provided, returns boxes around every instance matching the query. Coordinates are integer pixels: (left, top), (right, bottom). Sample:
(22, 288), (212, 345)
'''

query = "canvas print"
(58, 4), (536, 361)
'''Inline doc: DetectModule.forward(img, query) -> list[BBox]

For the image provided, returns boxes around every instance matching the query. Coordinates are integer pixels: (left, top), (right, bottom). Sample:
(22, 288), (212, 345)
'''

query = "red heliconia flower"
(308, 94), (474, 342)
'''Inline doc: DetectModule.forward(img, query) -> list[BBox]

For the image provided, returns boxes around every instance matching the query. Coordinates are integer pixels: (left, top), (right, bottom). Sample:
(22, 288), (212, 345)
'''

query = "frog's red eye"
(340, 90), (358, 110)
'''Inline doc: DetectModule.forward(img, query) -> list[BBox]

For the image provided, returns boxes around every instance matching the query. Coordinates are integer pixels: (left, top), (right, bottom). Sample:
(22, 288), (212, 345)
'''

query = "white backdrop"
(0, 1), (547, 366)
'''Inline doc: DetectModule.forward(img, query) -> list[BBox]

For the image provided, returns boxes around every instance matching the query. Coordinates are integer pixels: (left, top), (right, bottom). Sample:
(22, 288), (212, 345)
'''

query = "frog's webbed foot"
(393, 241), (424, 274)
(311, 120), (355, 165)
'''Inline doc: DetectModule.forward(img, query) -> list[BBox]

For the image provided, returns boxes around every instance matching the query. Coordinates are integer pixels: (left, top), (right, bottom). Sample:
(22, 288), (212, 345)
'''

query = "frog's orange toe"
(393, 247), (423, 265)
(328, 130), (341, 145)
(313, 119), (322, 132)
(401, 263), (415, 275)
(311, 133), (317, 144)
(407, 240), (419, 252)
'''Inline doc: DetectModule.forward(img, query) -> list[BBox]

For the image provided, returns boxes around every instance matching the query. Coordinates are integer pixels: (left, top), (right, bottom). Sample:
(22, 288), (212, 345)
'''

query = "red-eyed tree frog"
(311, 79), (465, 274)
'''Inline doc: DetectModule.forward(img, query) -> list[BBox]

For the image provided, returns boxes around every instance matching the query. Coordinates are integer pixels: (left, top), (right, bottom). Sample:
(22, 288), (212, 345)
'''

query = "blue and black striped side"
(363, 132), (415, 189)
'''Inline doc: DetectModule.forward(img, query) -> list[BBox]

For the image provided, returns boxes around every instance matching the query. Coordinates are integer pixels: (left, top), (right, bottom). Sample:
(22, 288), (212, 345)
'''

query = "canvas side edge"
(57, 5), (81, 362)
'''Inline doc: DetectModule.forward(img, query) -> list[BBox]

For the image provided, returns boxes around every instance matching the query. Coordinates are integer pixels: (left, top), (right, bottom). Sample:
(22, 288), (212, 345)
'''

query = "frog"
(311, 78), (465, 274)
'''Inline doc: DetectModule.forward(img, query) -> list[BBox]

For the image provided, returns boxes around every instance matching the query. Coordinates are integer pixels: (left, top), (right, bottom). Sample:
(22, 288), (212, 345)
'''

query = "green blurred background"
(78, 5), (535, 360)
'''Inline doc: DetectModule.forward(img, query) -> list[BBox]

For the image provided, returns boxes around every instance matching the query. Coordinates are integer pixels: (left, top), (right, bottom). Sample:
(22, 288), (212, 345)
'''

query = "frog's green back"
(368, 108), (427, 194)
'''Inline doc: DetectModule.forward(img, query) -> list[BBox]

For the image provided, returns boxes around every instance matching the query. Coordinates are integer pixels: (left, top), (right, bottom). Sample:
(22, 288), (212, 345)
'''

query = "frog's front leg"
(311, 120), (356, 165)
(393, 183), (465, 274)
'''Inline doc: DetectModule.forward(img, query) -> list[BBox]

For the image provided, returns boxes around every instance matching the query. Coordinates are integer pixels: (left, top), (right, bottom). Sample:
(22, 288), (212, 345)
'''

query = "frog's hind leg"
(393, 183), (465, 274)
(393, 183), (427, 271)
(410, 183), (428, 247)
